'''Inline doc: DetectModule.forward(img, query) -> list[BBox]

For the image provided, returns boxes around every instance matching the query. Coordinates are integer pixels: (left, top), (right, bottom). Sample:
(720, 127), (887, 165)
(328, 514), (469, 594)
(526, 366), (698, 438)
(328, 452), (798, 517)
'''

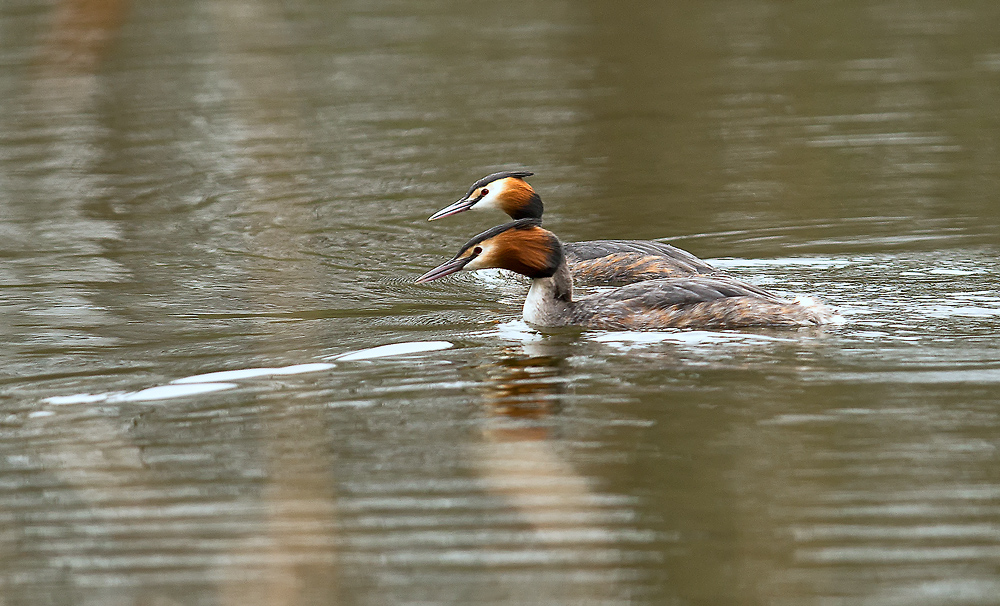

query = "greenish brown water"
(2, 1), (1000, 604)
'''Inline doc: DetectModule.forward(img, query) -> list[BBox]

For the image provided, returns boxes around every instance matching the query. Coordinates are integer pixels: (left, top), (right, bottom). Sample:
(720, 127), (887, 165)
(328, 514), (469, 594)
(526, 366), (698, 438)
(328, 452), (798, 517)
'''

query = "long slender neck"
(522, 261), (573, 326)
(509, 190), (544, 220)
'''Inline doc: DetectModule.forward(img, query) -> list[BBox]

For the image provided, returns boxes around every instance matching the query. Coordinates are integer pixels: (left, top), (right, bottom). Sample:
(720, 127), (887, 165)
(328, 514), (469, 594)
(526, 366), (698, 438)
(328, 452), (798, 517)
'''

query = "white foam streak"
(172, 363), (334, 385)
(44, 382), (238, 405)
(330, 341), (453, 362)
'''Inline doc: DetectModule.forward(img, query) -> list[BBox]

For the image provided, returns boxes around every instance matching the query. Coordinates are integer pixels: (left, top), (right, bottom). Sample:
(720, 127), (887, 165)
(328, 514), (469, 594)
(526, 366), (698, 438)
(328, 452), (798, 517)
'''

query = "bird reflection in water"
(469, 338), (642, 602)
(482, 345), (565, 424)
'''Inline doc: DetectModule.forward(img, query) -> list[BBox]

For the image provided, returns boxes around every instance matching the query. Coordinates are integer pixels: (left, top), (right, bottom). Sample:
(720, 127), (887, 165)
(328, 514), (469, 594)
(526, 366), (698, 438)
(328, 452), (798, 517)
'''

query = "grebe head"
(428, 170), (543, 221)
(416, 218), (563, 283)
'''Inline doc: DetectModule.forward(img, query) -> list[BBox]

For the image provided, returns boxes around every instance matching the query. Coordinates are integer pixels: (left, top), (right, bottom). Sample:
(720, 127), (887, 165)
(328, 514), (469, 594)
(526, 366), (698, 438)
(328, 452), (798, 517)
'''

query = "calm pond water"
(2, 1), (1000, 604)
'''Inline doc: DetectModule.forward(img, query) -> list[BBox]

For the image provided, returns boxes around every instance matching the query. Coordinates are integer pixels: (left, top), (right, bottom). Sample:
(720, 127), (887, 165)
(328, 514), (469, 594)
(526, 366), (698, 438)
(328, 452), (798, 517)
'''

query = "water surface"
(2, 1), (1000, 604)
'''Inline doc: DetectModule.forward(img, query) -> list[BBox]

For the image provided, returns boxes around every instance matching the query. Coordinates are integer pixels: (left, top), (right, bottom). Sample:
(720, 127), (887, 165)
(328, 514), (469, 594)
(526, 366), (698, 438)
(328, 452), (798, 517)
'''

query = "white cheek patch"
(473, 179), (509, 211)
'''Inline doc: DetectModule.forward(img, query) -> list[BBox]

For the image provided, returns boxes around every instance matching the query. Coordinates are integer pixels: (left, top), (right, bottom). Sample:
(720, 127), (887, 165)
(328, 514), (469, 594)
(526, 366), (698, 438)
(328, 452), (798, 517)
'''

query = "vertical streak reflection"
(470, 340), (643, 603)
(206, 1), (339, 603)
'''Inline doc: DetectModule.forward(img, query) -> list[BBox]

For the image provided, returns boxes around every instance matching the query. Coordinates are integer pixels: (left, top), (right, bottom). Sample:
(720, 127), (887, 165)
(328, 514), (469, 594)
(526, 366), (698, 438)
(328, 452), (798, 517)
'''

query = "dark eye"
(473, 246), (483, 256)
(480, 188), (489, 196)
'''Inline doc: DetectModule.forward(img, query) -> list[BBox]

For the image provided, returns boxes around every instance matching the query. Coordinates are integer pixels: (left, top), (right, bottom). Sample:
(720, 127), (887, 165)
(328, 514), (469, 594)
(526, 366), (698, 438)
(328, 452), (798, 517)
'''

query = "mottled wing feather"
(564, 240), (715, 271)
(570, 276), (827, 329)
(564, 240), (717, 286)
(569, 253), (709, 286)
(589, 276), (779, 307)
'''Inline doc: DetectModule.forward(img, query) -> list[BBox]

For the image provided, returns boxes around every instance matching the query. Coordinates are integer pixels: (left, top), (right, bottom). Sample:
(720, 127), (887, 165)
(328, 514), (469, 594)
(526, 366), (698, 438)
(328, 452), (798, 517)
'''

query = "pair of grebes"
(417, 171), (831, 330)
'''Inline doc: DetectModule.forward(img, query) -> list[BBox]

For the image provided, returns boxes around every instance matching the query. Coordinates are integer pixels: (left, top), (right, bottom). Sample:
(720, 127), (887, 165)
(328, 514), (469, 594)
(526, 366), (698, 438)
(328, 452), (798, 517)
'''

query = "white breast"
(522, 280), (549, 325)
(521, 277), (572, 327)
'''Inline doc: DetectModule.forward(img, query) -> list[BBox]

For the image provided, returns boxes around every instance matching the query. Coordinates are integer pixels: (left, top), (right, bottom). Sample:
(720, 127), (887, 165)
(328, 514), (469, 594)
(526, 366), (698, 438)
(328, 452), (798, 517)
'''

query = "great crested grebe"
(428, 171), (718, 286)
(416, 219), (830, 330)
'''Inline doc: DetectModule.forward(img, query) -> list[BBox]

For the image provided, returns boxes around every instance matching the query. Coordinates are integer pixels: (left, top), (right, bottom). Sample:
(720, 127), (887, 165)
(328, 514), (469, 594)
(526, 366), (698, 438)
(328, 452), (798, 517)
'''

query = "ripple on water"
(592, 330), (793, 350)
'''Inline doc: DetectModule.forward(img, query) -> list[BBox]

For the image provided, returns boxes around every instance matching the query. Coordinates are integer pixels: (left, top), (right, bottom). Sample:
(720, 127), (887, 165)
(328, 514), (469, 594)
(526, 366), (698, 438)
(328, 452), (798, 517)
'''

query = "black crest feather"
(466, 170), (534, 196)
(453, 218), (542, 258)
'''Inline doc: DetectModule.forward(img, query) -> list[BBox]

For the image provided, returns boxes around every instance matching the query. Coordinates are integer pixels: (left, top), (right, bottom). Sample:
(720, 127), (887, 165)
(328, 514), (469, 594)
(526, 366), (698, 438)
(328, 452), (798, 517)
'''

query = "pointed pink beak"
(415, 256), (474, 283)
(427, 195), (479, 221)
